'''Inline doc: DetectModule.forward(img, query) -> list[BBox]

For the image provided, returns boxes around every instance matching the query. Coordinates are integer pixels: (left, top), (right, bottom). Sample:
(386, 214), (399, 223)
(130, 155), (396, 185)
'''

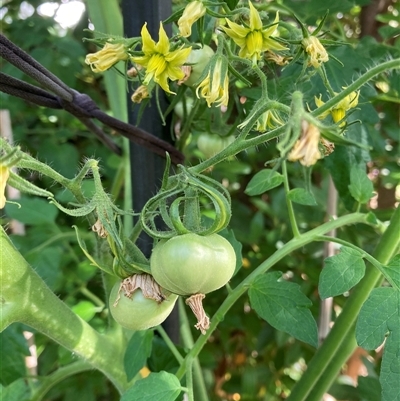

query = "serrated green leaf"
(4, 197), (58, 225)
(287, 188), (317, 206)
(124, 330), (154, 381)
(121, 371), (182, 401)
(245, 169), (283, 196)
(249, 272), (318, 347)
(319, 247), (365, 299)
(356, 287), (398, 350)
(348, 166), (374, 204)
(385, 255), (400, 291)
(380, 329), (400, 401)
(356, 287), (400, 401)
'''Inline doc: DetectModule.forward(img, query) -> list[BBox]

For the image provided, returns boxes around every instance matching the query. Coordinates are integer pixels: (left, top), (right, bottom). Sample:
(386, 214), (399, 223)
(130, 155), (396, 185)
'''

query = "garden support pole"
(121, 0), (180, 343)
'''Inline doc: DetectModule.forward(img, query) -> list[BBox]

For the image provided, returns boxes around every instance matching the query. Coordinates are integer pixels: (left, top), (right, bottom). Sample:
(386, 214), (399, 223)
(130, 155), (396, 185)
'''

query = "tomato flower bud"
(178, 1), (206, 38)
(0, 165), (10, 209)
(302, 36), (329, 68)
(85, 42), (128, 73)
(196, 58), (229, 107)
(131, 85), (149, 103)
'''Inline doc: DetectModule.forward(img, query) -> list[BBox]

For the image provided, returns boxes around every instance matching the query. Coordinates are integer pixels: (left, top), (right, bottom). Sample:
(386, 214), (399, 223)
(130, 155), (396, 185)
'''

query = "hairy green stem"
(175, 213), (369, 379)
(30, 361), (93, 401)
(286, 206), (400, 401)
(282, 161), (301, 238)
(0, 227), (129, 394)
(189, 58), (400, 174)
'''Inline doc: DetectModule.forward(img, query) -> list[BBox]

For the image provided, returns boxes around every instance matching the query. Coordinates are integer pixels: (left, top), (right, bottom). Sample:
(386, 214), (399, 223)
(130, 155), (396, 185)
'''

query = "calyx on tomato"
(109, 274), (178, 331)
(150, 233), (236, 296)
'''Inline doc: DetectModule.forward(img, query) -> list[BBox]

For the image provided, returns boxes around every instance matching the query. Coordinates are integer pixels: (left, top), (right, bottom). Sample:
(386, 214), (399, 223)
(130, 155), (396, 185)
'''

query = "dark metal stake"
(122, 0), (180, 343)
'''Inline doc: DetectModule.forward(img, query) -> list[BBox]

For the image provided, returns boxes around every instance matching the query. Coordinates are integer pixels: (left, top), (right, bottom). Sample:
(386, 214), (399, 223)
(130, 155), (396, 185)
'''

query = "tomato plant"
(1, 1), (399, 401)
(150, 233), (236, 296)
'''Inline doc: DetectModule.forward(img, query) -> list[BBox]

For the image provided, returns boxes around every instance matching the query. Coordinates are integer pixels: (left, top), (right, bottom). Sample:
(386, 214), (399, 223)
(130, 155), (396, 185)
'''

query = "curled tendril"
(140, 165), (231, 239)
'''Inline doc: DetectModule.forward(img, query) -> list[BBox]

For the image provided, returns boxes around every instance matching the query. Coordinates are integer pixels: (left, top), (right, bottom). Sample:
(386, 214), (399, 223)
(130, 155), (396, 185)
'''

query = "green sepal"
(72, 226), (113, 275)
(8, 172), (53, 198)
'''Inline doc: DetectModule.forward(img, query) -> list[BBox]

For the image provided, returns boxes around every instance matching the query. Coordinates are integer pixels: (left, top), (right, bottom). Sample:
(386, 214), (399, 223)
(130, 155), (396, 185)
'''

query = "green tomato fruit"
(174, 97), (195, 119)
(109, 282), (178, 331)
(150, 233), (236, 296)
(184, 45), (214, 87)
(197, 133), (235, 158)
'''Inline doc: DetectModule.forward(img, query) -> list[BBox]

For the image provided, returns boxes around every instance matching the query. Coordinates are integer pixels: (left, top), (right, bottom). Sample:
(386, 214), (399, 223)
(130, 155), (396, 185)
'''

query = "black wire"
(0, 34), (184, 164)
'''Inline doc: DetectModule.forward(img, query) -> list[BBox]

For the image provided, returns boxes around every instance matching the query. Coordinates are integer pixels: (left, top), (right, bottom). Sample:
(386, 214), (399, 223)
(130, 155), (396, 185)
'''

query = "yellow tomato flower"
(196, 58), (229, 107)
(131, 22), (192, 94)
(0, 165), (10, 209)
(85, 42), (128, 73)
(315, 89), (360, 126)
(178, 1), (207, 38)
(302, 36), (329, 68)
(221, 1), (287, 63)
(288, 121), (322, 166)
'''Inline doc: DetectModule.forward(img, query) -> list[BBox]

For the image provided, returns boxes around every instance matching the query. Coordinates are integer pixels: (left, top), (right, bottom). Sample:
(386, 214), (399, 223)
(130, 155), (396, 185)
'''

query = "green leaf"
(0, 326), (30, 386)
(319, 247), (365, 299)
(124, 330), (154, 381)
(356, 288), (400, 401)
(348, 166), (374, 204)
(120, 371), (182, 401)
(245, 169), (284, 196)
(4, 197), (58, 225)
(287, 188), (317, 206)
(356, 287), (398, 349)
(147, 336), (183, 373)
(385, 255), (400, 290)
(0, 379), (31, 401)
(248, 272), (318, 347)
(71, 301), (98, 322)
(357, 376), (382, 401)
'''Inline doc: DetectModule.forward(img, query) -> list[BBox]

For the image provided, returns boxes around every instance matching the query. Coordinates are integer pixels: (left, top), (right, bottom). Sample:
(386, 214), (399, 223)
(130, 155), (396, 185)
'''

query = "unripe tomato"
(109, 282), (178, 331)
(197, 133), (235, 158)
(184, 45), (214, 87)
(174, 97), (195, 119)
(150, 233), (236, 296)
